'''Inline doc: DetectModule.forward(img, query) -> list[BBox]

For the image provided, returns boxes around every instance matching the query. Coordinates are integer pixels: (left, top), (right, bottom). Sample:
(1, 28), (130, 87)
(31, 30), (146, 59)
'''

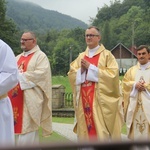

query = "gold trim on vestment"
(0, 94), (7, 100)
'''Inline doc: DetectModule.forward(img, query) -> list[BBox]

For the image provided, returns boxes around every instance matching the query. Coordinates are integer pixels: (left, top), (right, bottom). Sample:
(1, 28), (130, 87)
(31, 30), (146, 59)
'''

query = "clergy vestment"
(68, 44), (122, 141)
(8, 45), (52, 145)
(0, 39), (18, 146)
(123, 62), (150, 140)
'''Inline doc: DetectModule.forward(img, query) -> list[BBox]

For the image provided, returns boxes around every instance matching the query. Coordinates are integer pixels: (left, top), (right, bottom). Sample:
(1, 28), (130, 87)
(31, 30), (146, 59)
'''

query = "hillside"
(6, 0), (88, 33)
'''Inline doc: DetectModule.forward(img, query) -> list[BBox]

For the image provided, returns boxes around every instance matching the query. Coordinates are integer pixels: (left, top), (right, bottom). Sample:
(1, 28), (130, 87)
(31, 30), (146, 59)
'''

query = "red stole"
(8, 53), (34, 133)
(81, 53), (100, 139)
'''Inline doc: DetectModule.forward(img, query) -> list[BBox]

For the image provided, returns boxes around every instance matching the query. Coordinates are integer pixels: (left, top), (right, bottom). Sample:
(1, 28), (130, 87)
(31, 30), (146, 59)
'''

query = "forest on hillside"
(0, 0), (149, 76)
(6, 0), (87, 33)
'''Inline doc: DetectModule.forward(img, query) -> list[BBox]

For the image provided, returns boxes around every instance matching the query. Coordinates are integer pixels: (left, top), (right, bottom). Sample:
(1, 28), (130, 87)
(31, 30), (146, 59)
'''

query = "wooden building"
(111, 43), (137, 74)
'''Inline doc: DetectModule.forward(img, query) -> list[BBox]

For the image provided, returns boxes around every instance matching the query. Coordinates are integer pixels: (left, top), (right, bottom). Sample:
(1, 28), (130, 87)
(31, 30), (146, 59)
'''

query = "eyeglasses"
(20, 39), (33, 42)
(85, 34), (99, 38)
(137, 52), (147, 56)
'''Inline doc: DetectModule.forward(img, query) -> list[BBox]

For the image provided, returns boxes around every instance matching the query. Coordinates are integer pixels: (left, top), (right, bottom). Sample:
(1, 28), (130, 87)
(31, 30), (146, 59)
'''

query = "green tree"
(92, 0), (149, 49)
(68, 27), (86, 48)
(52, 38), (80, 75)
(0, 0), (19, 54)
(102, 21), (112, 49)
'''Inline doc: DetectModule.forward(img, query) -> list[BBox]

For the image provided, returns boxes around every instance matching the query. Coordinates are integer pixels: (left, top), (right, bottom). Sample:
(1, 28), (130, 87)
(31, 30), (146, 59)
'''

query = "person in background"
(8, 31), (52, 146)
(68, 26), (122, 142)
(122, 45), (150, 140)
(0, 39), (18, 146)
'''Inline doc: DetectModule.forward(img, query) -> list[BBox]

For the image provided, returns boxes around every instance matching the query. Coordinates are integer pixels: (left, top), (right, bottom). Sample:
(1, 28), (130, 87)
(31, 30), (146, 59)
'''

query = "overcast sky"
(23, 0), (115, 24)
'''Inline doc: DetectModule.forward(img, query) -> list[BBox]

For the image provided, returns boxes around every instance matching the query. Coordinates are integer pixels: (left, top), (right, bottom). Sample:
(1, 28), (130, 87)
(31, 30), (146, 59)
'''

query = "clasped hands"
(135, 81), (146, 92)
(81, 59), (90, 73)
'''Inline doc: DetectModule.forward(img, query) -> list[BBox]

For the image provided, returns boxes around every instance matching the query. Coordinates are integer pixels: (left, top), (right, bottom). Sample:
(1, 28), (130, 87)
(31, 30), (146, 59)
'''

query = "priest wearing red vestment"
(68, 26), (123, 142)
(8, 31), (52, 146)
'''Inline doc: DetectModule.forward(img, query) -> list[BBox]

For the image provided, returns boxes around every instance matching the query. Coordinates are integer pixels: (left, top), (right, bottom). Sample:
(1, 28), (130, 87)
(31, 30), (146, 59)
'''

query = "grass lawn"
(39, 131), (69, 144)
(52, 117), (74, 124)
(121, 123), (127, 134)
(52, 76), (72, 93)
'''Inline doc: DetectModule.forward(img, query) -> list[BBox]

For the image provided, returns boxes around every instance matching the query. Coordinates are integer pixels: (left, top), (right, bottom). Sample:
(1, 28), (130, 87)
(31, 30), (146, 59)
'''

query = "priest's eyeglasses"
(20, 39), (33, 42)
(85, 34), (99, 38)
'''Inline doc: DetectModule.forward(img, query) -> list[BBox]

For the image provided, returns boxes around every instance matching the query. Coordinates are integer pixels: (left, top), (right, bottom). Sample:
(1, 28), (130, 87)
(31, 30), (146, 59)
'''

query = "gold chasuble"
(81, 54), (100, 139)
(8, 53), (34, 133)
(68, 44), (122, 141)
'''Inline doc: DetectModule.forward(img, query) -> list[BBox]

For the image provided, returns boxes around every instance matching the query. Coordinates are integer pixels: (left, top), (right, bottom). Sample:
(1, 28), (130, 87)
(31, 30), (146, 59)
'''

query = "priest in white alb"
(123, 45), (150, 140)
(0, 39), (18, 146)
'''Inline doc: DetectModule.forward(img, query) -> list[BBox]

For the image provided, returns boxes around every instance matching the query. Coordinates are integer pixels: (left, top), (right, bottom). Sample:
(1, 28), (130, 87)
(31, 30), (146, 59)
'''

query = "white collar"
(140, 62), (150, 70)
(88, 45), (100, 58)
(22, 45), (38, 57)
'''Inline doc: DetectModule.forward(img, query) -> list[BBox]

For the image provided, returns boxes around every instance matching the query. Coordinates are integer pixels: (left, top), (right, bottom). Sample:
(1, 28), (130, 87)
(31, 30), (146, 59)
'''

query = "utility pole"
(69, 46), (72, 64)
(131, 21), (135, 66)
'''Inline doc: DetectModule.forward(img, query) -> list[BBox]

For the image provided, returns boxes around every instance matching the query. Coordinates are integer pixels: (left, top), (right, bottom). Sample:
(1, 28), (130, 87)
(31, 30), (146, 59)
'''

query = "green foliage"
(102, 21), (111, 49)
(0, 0), (6, 21)
(112, 6), (144, 47)
(0, 0), (19, 53)
(52, 38), (74, 75)
(93, 0), (149, 49)
(49, 28), (87, 75)
(38, 27), (85, 76)
(67, 27), (86, 51)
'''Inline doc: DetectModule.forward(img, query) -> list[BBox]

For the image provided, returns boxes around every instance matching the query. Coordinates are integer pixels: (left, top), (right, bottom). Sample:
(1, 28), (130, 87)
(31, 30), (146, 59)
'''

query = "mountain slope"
(6, 0), (88, 33)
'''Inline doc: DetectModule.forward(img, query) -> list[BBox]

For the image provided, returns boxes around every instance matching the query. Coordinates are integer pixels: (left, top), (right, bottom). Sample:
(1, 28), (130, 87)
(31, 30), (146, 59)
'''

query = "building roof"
(111, 43), (137, 58)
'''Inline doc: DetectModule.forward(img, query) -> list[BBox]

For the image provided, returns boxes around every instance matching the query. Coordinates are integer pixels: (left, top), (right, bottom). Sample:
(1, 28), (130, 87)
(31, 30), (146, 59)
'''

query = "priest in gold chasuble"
(68, 26), (123, 142)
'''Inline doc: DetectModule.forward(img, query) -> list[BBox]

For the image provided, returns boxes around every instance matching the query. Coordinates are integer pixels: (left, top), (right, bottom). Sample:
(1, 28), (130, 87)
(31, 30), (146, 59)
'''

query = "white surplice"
(0, 39), (18, 146)
(126, 62), (150, 140)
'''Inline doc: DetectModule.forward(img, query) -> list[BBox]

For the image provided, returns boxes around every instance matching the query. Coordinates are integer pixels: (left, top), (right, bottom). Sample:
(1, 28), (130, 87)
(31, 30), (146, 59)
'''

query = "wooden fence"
(64, 93), (73, 108)
(52, 92), (74, 117)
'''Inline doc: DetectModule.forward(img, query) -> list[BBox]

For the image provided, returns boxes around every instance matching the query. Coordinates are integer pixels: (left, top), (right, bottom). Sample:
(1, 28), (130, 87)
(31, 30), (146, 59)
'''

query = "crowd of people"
(0, 26), (150, 147)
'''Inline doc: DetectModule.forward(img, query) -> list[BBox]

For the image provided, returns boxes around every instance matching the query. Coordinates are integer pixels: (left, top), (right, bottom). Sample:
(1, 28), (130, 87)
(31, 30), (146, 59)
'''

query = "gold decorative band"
(0, 94), (7, 100)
